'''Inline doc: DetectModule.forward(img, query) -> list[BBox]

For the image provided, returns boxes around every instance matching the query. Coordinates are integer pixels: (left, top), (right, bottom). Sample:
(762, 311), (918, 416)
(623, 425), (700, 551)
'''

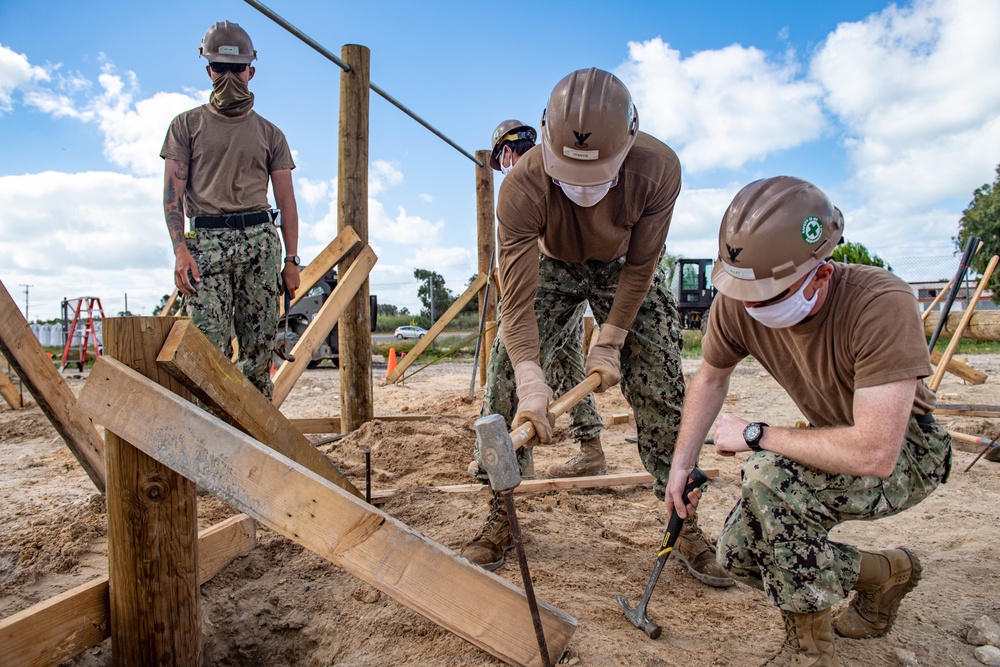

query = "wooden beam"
(287, 226), (362, 313)
(0, 365), (22, 409)
(158, 289), (179, 316)
(0, 514), (255, 667)
(930, 350), (988, 385)
(103, 317), (201, 665)
(386, 273), (488, 384)
(935, 403), (1000, 418)
(0, 278), (105, 491)
(157, 320), (363, 500)
(475, 148), (496, 388)
(290, 414), (433, 434)
(338, 45), (374, 434)
(924, 309), (1000, 342)
(78, 357), (577, 667)
(271, 245), (377, 407)
(370, 470), (720, 504)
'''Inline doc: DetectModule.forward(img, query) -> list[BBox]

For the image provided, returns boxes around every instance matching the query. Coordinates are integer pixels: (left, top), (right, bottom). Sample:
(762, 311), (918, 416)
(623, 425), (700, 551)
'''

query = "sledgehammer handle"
(510, 374), (602, 449)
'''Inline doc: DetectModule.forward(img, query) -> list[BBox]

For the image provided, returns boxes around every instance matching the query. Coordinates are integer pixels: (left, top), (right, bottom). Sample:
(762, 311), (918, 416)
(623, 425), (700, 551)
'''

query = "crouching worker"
(665, 176), (951, 666)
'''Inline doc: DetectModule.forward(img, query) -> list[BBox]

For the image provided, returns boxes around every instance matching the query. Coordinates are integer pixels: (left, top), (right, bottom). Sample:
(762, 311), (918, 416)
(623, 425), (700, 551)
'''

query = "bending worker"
(161, 20), (300, 399)
(488, 119), (607, 479)
(666, 176), (951, 666)
(463, 68), (733, 590)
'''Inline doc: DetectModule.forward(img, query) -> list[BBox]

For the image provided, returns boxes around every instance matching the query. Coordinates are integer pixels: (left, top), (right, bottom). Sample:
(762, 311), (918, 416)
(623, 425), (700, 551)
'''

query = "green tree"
(414, 269), (455, 321)
(955, 163), (1000, 303)
(832, 239), (892, 271)
(659, 250), (681, 285)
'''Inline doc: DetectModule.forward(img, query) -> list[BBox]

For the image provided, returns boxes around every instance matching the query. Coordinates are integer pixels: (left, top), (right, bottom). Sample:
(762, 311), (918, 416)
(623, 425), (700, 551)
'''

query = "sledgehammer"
(475, 413), (552, 667)
(616, 466), (709, 639)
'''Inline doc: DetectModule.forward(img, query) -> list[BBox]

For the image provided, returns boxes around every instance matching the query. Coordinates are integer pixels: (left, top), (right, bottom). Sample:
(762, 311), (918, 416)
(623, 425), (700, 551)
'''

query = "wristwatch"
(743, 422), (768, 452)
(283, 255), (300, 266)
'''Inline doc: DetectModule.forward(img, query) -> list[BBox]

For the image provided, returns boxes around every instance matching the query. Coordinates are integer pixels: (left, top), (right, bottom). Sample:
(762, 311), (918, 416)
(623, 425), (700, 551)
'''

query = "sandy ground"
(2, 354), (1000, 666)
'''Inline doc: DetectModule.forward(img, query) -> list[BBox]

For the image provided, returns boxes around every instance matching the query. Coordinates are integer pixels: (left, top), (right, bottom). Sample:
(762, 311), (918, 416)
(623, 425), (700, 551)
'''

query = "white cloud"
(297, 177), (331, 207)
(618, 37), (827, 173)
(369, 202), (444, 247)
(811, 0), (1000, 212)
(418, 193), (434, 203)
(0, 44), (49, 112)
(369, 160), (403, 196)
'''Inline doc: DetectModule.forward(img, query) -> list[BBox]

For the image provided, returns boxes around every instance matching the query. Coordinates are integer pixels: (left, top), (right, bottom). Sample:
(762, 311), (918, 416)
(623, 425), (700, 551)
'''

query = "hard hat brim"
(711, 259), (816, 303)
(540, 133), (635, 187)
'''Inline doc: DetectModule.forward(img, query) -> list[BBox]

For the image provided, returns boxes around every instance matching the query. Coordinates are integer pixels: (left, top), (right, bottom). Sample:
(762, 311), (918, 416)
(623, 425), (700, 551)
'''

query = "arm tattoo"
(163, 173), (187, 250)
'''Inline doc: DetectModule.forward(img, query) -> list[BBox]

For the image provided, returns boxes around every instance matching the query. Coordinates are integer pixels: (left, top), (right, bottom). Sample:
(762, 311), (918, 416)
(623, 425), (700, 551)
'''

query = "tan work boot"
(546, 437), (607, 478)
(675, 516), (734, 588)
(765, 609), (841, 667)
(835, 547), (921, 639)
(460, 492), (513, 571)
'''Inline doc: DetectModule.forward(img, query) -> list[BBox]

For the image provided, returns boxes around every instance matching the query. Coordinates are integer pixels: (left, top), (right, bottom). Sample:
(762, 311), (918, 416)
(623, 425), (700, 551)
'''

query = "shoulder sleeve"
(160, 113), (192, 163)
(852, 287), (932, 388)
(701, 296), (750, 369)
(266, 122), (296, 172)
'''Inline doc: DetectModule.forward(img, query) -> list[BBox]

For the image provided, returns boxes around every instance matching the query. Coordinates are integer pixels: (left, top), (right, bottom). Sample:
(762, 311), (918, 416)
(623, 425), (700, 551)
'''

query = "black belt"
(192, 210), (274, 229)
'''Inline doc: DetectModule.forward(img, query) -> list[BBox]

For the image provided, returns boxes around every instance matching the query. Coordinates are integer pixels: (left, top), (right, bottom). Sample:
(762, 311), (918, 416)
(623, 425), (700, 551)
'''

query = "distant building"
(909, 280), (998, 311)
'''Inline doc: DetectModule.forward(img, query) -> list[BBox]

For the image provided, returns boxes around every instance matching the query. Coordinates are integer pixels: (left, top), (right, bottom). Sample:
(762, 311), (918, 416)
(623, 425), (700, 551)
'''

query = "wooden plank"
(0, 278), (105, 491)
(924, 309), (1000, 342)
(78, 357), (577, 667)
(103, 317), (200, 665)
(371, 470), (721, 504)
(158, 289), (179, 316)
(289, 226), (362, 313)
(290, 414), (433, 434)
(611, 413), (630, 425)
(386, 273), (488, 384)
(157, 320), (363, 500)
(930, 350), (987, 385)
(0, 365), (22, 409)
(271, 245), (377, 408)
(0, 514), (255, 667)
(935, 403), (1000, 418)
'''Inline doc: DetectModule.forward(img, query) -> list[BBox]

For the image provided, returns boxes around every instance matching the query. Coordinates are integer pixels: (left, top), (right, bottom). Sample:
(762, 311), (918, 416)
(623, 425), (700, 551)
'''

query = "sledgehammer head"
(474, 414), (521, 492)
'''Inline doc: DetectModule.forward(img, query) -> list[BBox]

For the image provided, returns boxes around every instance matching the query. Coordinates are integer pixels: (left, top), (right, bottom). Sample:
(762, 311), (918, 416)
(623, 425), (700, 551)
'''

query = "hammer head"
(474, 414), (521, 492)
(615, 594), (661, 639)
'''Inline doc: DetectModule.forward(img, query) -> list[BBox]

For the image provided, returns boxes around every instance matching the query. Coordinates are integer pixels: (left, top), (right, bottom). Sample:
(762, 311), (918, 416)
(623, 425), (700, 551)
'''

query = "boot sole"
(675, 549), (736, 588)
(475, 542), (515, 572)
(544, 467), (608, 479)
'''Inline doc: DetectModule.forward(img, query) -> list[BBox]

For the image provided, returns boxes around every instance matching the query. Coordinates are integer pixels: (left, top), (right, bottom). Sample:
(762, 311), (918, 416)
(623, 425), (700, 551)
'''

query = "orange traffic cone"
(386, 347), (397, 382)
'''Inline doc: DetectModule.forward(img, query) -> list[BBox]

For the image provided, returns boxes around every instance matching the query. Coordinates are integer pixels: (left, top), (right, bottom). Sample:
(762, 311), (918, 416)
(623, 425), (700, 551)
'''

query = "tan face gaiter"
(209, 70), (255, 117)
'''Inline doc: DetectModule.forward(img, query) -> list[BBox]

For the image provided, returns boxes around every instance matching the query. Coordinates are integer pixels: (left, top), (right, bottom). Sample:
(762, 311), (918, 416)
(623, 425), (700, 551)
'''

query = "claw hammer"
(615, 466), (709, 639)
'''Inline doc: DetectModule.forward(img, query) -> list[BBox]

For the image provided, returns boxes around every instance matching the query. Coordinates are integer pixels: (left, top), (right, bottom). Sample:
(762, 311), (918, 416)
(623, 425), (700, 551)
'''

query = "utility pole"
(19, 284), (32, 322)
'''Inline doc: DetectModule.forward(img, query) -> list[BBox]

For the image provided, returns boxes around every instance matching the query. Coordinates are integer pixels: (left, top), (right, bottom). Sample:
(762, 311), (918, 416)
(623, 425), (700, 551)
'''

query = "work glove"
(585, 324), (628, 392)
(512, 360), (555, 444)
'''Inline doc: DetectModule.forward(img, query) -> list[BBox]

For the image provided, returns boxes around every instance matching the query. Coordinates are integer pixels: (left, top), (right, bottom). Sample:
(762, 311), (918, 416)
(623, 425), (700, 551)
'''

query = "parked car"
(394, 325), (427, 340)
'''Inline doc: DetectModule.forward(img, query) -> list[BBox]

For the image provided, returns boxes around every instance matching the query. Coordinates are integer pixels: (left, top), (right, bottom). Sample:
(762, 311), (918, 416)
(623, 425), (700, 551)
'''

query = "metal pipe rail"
(243, 0), (484, 167)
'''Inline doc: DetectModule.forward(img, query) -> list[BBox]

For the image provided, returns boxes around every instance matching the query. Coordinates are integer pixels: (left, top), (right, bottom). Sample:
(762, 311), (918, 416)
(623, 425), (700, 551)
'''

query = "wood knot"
(141, 478), (169, 502)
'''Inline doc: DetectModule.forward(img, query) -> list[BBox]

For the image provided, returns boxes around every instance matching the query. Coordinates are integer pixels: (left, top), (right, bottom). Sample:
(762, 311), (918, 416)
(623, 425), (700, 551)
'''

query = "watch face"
(745, 423), (762, 441)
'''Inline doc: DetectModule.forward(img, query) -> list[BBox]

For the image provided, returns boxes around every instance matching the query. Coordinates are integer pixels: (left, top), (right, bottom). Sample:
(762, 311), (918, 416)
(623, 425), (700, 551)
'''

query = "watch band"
(283, 255), (300, 266)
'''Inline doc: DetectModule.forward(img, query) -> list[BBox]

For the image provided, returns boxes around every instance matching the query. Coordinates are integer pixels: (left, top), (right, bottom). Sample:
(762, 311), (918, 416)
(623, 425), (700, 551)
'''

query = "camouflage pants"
(476, 254), (686, 500)
(718, 419), (952, 613)
(183, 224), (281, 399)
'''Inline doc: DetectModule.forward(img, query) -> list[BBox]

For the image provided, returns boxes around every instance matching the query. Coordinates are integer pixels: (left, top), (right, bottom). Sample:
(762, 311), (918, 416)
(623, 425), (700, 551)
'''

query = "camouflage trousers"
(475, 254), (686, 500)
(183, 224), (281, 399)
(718, 418), (952, 613)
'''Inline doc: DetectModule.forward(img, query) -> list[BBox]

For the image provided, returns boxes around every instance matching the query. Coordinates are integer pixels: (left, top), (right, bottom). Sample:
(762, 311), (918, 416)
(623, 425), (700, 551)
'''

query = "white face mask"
(559, 181), (613, 207)
(744, 262), (826, 329)
(499, 146), (514, 176)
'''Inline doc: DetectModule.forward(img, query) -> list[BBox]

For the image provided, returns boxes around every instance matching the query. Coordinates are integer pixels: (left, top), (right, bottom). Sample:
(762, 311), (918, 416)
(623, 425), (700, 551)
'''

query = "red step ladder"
(60, 297), (104, 372)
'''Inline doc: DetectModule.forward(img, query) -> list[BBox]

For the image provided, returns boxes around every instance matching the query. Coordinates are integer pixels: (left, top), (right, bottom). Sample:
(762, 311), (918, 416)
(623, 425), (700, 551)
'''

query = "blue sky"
(1, 0), (998, 321)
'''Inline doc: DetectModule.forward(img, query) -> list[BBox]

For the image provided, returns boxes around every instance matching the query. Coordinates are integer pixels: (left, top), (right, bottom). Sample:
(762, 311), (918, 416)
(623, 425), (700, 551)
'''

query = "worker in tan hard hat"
(462, 68), (732, 589)
(665, 176), (952, 665)
(160, 21), (300, 400)
(482, 119), (608, 480)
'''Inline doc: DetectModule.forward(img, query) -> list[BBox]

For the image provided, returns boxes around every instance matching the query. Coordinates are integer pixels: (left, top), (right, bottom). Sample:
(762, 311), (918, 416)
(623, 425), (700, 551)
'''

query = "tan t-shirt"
(160, 106), (295, 217)
(703, 263), (935, 427)
(496, 131), (681, 368)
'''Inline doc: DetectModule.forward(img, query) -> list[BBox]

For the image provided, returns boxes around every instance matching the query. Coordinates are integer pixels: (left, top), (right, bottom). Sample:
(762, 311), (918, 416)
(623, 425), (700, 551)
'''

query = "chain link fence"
(883, 255), (998, 311)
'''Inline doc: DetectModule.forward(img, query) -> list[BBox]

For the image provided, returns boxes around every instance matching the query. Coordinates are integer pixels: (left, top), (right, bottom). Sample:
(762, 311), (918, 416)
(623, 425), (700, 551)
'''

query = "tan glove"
(512, 360), (555, 444)
(585, 323), (628, 392)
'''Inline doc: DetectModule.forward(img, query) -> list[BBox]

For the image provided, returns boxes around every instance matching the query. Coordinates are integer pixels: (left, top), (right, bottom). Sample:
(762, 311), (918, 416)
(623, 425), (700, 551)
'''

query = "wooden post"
(338, 44), (373, 433)
(475, 148), (497, 387)
(103, 317), (200, 665)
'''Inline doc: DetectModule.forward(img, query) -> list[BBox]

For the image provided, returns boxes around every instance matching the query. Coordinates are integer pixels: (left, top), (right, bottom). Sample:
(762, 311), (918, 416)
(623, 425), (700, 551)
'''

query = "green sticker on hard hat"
(801, 216), (823, 244)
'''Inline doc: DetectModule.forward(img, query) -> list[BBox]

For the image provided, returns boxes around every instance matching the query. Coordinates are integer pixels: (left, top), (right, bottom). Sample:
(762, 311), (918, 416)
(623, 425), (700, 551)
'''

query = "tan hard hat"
(490, 120), (537, 171)
(199, 21), (257, 64)
(712, 176), (844, 302)
(540, 68), (638, 187)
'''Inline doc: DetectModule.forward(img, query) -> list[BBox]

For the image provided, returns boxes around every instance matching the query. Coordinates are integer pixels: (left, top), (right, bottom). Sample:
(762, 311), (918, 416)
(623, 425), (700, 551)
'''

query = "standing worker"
(160, 21), (300, 399)
(462, 68), (733, 590)
(487, 119), (607, 479)
(666, 176), (951, 665)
